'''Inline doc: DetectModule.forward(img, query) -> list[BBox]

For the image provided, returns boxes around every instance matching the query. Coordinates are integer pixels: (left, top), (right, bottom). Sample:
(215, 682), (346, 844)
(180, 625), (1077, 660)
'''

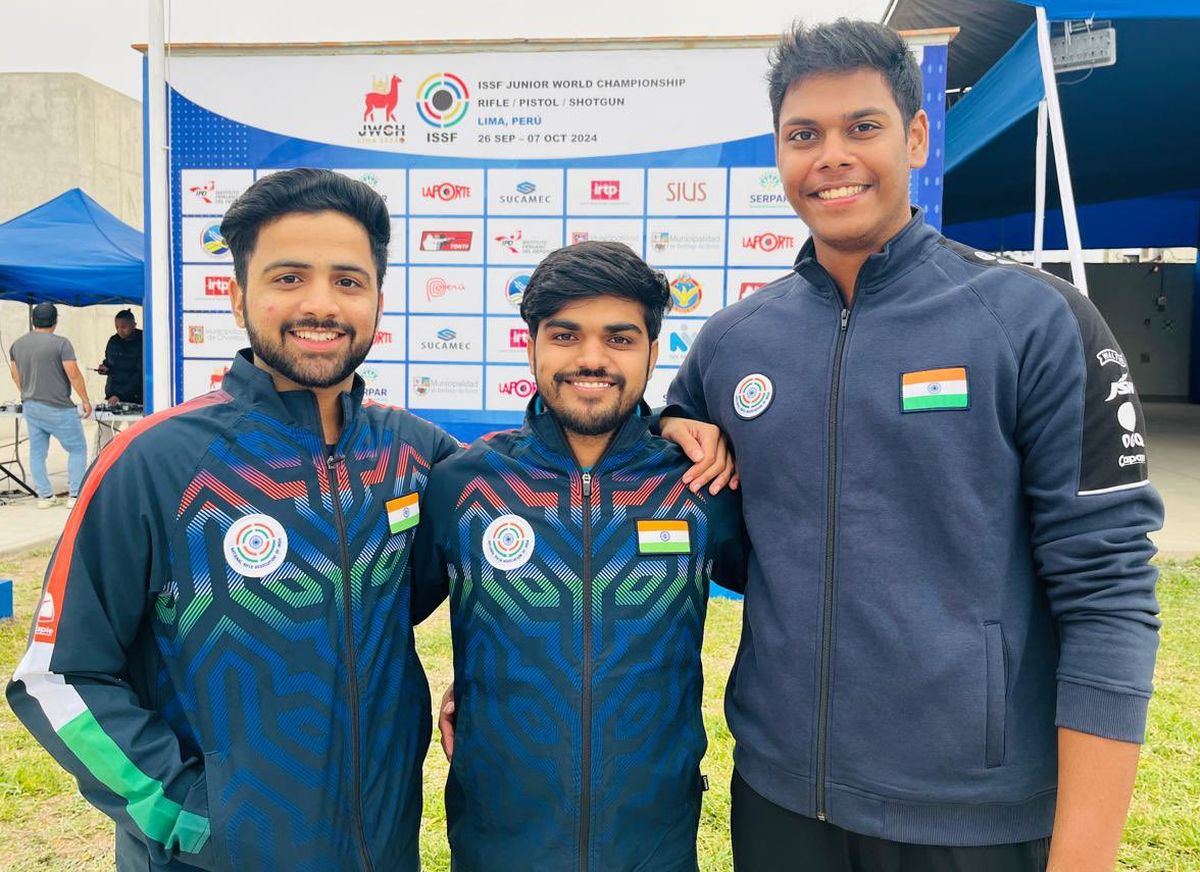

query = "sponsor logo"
(1096, 348), (1127, 368)
(411, 373), (478, 397)
(187, 180), (241, 208)
(499, 378), (537, 398)
(204, 275), (232, 297)
(421, 182), (472, 202)
(208, 365), (230, 391)
(495, 231), (523, 255)
(516, 181), (537, 195)
(1105, 371), (1136, 402)
(739, 281), (766, 300)
(223, 513), (289, 578)
(416, 72), (470, 128)
(359, 75), (407, 142)
(499, 181), (551, 206)
(201, 224), (229, 257)
(666, 181), (707, 203)
(733, 373), (774, 419)
(437, 328), (457, 341)
(570, 231), (590, 244)
(1115, 400), (1146, 468)
(375, 328), (395, 344)
(1123, 432), (1146, 449)
(742, 232), (795, 252)
(1119, 453), (1146, 467)
(590, 180), (621, 201)
(668, 323), (698, 355)
(33, 592), (55, 639)
(509, 328), (530, 349)
(420, 230), (473, 252)
(188, 325), (205, 344)
(506, 273), (530, 307)
(413, 376), (432, 396)
(494, 231), (551, 257)
(419, 327), (472, 352)
(651, 229), (723, 253)
(669, 274), (702, 313)
(749, 170), (788, 207)
(425, 276), (466, 300)
(1117, 400), (1138, 432)
(482, 513), (536, 571)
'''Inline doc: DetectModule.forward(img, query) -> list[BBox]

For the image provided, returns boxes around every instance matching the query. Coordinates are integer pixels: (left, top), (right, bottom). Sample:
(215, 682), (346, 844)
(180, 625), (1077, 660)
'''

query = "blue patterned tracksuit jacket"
(412, 401), (748, 872)
(7, 350), (459, 871)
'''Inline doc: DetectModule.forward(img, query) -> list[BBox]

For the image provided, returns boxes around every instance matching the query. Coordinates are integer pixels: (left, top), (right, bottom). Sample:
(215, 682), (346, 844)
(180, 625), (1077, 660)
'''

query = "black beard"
(246, 316), (371, 389)
(545, 368), (635, 437)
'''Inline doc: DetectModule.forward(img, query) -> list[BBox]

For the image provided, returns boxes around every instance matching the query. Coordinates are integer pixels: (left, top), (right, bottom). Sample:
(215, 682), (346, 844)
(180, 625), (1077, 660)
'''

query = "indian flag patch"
(386, 493), (420, 534)
(901, 367), (969, 412)
(637, 519), (691, 555)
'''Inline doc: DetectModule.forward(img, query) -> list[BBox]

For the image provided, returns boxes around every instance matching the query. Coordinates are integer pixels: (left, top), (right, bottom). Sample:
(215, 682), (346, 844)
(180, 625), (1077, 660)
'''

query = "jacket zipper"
(579, 469), (594, 872)
(326, 448), (374, 871)
(816, 304), (851, 822)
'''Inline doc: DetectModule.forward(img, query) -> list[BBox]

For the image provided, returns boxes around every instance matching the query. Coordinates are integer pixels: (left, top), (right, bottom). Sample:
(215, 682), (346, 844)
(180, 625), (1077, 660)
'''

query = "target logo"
(416, 72), (470, 128)
(482, 514), (536, 570)
(223, 514), (288, 578)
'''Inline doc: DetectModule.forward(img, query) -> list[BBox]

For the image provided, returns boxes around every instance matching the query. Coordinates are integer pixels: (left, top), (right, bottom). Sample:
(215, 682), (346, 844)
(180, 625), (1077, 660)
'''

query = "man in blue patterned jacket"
(413, 241), (748, 871)
(8, 169), (458, 870)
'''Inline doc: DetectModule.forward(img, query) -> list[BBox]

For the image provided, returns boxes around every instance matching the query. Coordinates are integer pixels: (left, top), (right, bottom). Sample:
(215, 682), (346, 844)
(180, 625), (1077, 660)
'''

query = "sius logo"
(742, 232), (795, 252)
(666, 181), (707, 203)
(422, 182), (472, 202)
(590, 180), (620, 201)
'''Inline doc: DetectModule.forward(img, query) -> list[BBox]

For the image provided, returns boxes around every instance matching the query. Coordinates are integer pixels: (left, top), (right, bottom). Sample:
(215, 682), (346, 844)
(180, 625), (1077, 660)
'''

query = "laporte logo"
(590, 180), (620, 201)
(742, 232), (795, 252)
(375, 328), (395, 344)
(421, 182), (472, 202)
(420, 230), (473, 252)
(204, 276), (232, 297)
(499, 378), (537, 398)
(359, 75), (406, 143)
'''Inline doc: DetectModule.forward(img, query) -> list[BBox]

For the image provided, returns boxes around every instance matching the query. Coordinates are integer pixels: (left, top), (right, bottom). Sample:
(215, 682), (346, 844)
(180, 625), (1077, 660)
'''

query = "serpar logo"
(733, 373), (774, 419)
(205, 275), (232, 297)
(590, 180), (620, 201)
(500, 378), (536, 398)
(421, 182), (472, 202)
(223, 514), (288, 579)
(1105, 371), (1136, 402)
(420, 230), (473, 252)
(1097, 348), (1127, 368)
(669, 274), (702, 313)
(742, 232), (795, 252)
(739, 281), (766, 300)
(425, 276), (466, 300)
(359, 75), (406, 143)
(417, 72), (470, 142)
(482, 513), (536, 571)
(506, 273), (530, 307)
(201, 224), (229, 257)
(751, 170), (788, 207)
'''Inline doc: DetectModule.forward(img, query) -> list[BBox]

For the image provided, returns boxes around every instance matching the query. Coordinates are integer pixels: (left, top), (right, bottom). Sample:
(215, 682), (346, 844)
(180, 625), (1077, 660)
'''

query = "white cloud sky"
(0, 0), (890, 101)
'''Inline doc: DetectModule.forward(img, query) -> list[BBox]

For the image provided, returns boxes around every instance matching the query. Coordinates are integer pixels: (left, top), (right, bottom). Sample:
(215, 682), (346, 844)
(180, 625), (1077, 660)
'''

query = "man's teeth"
(293, 330), (340, 342)
(817, 185), (867, 200)
(573, 381), (612, 389)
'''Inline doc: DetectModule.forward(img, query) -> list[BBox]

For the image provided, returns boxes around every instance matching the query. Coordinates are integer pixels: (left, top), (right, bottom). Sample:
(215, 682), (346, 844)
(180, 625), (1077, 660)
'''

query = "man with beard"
(411, 241), (748, 871)
(8, 169), (459, 871)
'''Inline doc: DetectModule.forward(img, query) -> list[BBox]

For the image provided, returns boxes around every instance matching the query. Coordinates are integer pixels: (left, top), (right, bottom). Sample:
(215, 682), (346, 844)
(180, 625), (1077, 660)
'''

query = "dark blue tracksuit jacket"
(8, 350), (459, 870)
(666, 211), (1163, 846)
(413, 400), (748, 871)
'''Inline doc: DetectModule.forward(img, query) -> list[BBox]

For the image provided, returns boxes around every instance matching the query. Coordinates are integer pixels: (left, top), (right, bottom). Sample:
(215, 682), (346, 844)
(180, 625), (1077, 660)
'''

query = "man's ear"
(526, 332), (536, 374)
(908, 108), (930, 171)
(230, 277), (246, 329)
(647, 338), (659, 373)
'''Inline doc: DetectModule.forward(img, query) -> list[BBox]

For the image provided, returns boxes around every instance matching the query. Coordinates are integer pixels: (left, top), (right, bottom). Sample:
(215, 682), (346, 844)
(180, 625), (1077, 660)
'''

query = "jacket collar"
(221, 348), (366, 439)
(792, 208), (941, 299)
(522, 394), (653, 473)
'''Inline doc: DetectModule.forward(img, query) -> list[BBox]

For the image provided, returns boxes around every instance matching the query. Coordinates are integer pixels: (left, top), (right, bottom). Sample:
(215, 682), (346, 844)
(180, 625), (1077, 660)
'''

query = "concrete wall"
(1048, 263), (1194, 401)
(0, 73), (143, 405)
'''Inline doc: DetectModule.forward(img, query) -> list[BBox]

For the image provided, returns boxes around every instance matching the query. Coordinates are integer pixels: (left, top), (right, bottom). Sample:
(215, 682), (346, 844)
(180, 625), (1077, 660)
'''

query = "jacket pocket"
(203, 751), (229, 868)
(984, 622), (1008, 768)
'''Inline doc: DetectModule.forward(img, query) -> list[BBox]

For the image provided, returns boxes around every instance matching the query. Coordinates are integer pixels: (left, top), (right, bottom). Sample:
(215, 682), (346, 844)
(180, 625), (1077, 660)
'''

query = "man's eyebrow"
(260, 259), (312, 273)
(331, 263), (371, 276)
(605, 322), (643, 334)
(545, 318), (581, 331)
(780, 107), (888, 126)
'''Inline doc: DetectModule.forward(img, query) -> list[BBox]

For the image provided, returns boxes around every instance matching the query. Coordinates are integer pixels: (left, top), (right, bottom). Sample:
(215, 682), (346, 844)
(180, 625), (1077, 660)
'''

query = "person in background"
(97, 309), (143, 405)
(7, 301), (91, 508)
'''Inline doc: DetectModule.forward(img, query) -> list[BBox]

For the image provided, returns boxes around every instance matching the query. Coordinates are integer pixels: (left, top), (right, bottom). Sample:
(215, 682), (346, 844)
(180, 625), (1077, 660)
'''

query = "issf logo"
(416, 72), (470, 128)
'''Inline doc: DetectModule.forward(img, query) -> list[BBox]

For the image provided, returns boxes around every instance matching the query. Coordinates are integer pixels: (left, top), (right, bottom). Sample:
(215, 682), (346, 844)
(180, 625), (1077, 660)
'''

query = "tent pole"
(1033, 100), (1048, 269)
(147, 0), (172, 411)
(1034, 6), (1088, 295)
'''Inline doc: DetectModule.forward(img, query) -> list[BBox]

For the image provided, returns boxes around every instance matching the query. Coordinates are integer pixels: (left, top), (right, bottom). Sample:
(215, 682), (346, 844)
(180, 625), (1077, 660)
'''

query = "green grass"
(1, 553), (1197, 870)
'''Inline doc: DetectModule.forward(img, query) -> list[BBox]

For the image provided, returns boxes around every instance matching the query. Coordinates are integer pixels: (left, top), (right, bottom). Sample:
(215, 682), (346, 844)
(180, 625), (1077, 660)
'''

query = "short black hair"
(768, 19), (922, 130)
(220, 168), (390, 289)
(520, 241), (671, 342)
(114, 309), (135, 322)
(31, 302), (57, 328)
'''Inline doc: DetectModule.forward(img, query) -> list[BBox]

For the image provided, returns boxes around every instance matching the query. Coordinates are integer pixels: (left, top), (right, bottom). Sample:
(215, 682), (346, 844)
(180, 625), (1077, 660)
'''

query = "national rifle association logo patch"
(223, 513), (288, 578)
(482, 513), (536, 571)
(733, 373), (774, 419)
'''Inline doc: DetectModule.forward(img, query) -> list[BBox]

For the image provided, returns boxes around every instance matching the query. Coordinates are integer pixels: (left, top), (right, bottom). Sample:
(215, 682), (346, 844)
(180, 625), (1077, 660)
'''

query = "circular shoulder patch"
(482, 514), (536, 571)
(224, 513), (289, 578)
(733, 373), (774, 419)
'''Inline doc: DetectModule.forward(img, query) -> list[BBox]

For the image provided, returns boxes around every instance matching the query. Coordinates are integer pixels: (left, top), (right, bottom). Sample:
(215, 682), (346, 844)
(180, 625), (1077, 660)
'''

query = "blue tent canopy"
(0, 188), (144, 306)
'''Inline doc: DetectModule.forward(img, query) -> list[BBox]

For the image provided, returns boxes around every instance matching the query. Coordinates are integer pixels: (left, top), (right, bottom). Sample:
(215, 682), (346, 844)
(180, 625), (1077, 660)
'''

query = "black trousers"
(731, 770), (1050, 872)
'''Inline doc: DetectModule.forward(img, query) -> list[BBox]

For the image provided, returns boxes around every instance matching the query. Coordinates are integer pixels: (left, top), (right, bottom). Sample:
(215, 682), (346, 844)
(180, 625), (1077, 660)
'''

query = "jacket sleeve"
(707, 488), (750, 594)
(1016, 286), (1163, 744)
(410, 463), (452, 625)
(662, 318), (718, 425)
(5, 443), (215, 868)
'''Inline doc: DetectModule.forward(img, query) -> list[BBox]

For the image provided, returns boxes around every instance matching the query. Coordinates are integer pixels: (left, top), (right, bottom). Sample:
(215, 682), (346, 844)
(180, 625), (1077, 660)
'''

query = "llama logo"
(359, 75), (406, 144)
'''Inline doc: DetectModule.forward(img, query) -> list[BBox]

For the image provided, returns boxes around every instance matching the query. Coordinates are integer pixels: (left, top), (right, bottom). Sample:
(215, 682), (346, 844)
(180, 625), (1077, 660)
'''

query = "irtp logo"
(739, 281), (766, 300)
(499, 378), (536, 398)
(742, 232), (795, 252)
(420, 230), (473, 252)
(204, 276), (231, 296)
(188, 325), (205, 344)
(437, 328), (457, 342)
(495, 231), (523, 255)
(417, 72), (470, 128)
(591, 180), (620, 201)
(669, 274), (702, 313)
(364, 75), (402, 122)
(421, 182), (472, 202)
(509, 328), (530, 348)
(375, 329), (394, 344)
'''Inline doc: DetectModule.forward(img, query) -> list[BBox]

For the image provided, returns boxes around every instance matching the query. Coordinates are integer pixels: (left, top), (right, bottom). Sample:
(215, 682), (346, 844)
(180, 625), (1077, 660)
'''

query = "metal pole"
(1033, 99), (1048, 269)
(147, 0), (172, 410)
(1034, 6), (1088, 295)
